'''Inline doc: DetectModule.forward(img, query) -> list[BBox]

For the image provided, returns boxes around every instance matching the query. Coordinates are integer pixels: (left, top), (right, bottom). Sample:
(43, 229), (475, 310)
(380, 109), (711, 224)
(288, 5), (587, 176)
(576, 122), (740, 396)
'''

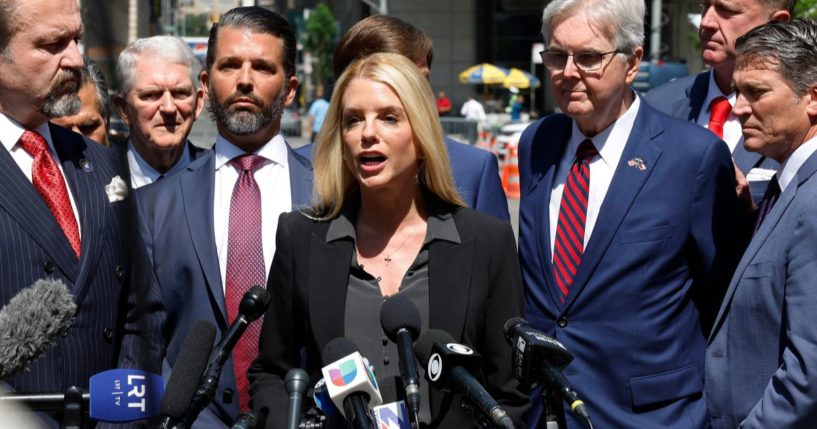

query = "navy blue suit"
(135, 145), (312, 428)
(0, 124), (161, 421)
(296, 136), (510, 221)
(645, 72), (778, 202)
(517, 101), (743, 428)
(707, 151), (817, 428)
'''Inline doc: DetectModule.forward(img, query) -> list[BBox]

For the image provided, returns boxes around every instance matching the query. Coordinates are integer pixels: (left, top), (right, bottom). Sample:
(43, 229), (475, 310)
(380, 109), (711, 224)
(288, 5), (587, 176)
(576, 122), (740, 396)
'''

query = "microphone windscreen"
(161, 320), (216, 418)
(380, 295), (421, 341)
(322, 338), (358, 365)
(239, 285), (271, 322)
(0, 278), (76, 378)
(503, 317), (526, 336)
(413, 329), (455, 366)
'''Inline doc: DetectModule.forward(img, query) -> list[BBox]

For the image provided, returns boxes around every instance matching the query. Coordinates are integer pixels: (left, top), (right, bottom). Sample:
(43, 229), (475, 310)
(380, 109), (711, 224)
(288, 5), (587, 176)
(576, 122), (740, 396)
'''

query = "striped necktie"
(552, 139), (597, 303)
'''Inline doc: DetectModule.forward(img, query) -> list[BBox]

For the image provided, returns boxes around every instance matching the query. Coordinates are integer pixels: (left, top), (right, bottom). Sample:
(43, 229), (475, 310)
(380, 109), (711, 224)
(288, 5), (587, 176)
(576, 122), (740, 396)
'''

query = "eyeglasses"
(539, 50), (623, 72)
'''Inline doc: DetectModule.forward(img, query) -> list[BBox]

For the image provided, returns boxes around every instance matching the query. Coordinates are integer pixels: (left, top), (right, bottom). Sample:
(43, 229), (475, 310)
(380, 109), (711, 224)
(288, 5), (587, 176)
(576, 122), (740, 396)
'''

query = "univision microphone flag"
(372, 400), (411, 429)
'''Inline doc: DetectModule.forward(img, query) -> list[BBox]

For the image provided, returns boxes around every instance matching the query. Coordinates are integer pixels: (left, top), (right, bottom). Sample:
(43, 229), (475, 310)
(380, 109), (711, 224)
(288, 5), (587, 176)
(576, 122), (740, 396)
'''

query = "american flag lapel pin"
(627, 157), (646, 171)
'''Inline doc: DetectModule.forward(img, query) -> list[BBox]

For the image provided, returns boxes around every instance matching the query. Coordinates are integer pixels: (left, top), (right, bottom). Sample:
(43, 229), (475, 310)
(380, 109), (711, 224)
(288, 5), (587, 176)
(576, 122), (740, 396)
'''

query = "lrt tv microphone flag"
(89, 369), (164, 422)
(321, 350), (383, 415)
(372, 401), (411, 429)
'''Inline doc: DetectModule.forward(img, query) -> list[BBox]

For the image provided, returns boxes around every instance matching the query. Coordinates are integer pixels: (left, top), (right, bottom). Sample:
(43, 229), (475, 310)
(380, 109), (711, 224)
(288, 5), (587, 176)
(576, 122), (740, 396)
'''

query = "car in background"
(495, 121), (531, 160)
(633, 59), (689, 94)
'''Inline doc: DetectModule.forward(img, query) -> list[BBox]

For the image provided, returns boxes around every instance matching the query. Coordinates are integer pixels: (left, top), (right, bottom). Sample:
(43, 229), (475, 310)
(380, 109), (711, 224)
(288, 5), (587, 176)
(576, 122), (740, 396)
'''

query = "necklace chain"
(383, 230), (415, 267)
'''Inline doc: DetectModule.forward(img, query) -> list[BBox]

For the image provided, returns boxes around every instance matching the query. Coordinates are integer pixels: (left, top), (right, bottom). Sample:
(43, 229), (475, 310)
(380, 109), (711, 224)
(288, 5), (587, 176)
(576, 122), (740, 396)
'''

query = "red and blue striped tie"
(553, 139), (597, 302)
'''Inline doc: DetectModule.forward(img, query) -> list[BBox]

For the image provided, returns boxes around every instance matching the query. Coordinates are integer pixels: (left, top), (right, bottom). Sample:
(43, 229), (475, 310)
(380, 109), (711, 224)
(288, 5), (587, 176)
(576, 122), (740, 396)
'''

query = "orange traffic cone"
(475, 131), (490, 151)
(502, 143), (521, 199)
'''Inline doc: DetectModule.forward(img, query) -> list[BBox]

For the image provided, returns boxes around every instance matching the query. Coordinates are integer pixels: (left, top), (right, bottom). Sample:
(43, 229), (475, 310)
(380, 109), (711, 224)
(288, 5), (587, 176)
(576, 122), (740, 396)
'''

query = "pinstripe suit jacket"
(0, 124), (161, 398)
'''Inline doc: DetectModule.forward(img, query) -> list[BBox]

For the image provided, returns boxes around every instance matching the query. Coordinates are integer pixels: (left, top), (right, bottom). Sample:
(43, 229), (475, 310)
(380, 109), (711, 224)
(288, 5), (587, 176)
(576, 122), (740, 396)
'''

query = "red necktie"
(18, 130), (81, 258)
(708, 96), (731, 139)
(552, 139), (597, 302)
(225, 154), (267, 412)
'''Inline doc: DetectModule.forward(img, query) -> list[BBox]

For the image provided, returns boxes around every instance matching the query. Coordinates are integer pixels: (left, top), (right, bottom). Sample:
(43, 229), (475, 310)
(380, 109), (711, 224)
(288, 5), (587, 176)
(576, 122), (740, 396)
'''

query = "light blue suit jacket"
(645, 72), (778, 203)
(135, 144), (312, 428)
(706, 150), (817, 428)
(517, 100), (745, 428)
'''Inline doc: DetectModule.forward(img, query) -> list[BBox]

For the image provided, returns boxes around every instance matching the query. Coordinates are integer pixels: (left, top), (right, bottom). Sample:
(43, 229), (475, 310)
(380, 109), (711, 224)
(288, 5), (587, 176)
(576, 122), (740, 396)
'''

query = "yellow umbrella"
(459, 63), (509, 85)
(503, 68), (541, 89)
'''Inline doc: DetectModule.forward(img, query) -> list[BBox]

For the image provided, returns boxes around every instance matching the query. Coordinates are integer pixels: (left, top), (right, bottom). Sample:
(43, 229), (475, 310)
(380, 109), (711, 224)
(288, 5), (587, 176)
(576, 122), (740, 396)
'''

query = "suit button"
(44, 261), (56, 274)
(557, 317), (568, 328)
(222, 389), (234, 404)
(711, 349), (723, 358)
(103, 328), (113, 342)
(115, 265), (124, 280)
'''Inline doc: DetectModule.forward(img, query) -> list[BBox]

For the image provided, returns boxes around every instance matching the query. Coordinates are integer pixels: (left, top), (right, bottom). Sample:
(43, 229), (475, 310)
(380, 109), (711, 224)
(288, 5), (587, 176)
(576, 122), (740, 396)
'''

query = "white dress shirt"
(696, 70), (742, 153)
(213, 133), (291, 291)
(549, 95), (641, 257)
(777, 135), (817, 193)
(127, 139), (192, 189)
(0, 113), (81, 236)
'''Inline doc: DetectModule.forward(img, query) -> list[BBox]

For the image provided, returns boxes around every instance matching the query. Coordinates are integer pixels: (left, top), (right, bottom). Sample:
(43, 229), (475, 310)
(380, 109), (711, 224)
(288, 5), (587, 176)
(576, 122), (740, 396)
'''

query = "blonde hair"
(312, 52), (463, 219)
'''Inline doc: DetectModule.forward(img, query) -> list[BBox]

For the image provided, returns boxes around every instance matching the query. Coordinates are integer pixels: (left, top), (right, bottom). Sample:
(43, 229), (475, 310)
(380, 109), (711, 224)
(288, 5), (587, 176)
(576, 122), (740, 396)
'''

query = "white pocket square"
(105, 175), (129, 203)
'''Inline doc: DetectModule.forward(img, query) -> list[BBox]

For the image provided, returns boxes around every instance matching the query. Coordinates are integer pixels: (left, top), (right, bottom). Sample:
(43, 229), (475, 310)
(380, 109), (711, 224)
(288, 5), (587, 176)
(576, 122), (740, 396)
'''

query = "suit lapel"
(710, 150), (817, 340)
(429, 228), (473, 339)
(563, 104), (663, 311)
(308, 234), (351, 348)
(180, 154), (227, 323)
(0, 131), (80, 283)
(528, 117), (572, 309)
(685, 72), (710, 122)
(52, 126), (108, 299)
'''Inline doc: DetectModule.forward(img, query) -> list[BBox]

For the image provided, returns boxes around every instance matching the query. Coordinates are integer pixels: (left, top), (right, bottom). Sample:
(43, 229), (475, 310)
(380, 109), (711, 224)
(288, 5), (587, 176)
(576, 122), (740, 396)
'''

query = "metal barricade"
(440, 118), (479, 145)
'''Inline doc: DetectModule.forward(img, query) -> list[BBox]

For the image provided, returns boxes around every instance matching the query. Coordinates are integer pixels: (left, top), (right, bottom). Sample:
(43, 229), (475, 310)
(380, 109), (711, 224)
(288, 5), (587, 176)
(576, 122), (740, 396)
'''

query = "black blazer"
(249, 202), (529, 428)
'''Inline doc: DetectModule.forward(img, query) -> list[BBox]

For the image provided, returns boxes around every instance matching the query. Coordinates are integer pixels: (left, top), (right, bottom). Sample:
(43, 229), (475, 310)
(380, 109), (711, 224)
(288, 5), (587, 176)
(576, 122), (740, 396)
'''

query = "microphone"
(0, 368), (164, 422)
(414, 329), (514, 429)
(321, 338), (381, 429)
(285, 368), (309, 429)
(232, 409), (266, 429)
(379, 295), (421, 425)
(180, 286), (271, 427)
(0, 278), (76, 378)
(312, 377), (338, 417)
(159, 320), (217, 429)
(503, 317), (591, 426)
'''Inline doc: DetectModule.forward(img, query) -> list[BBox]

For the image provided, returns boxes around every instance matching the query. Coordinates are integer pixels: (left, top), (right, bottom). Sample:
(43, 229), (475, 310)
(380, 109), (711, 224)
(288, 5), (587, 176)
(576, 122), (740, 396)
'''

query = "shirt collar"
(326, 192), (461, 245)
(777, 134), (817, 192)
(127, 139), (191, 184)
(703, 69), (736, 113)
(569, 91), (641, 167)
(214, 132), (289, 171)
(0, 113), (58, 156)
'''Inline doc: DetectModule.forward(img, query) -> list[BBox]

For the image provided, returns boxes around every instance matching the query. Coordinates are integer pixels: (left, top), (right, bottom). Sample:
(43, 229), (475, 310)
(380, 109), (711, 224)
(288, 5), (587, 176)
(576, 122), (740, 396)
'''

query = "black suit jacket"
(249, 201), (528, 428)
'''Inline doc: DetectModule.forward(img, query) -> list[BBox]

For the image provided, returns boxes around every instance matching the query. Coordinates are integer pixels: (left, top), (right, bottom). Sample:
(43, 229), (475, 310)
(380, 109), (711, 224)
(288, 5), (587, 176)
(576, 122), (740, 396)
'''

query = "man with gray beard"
(134, 6), (313, 428)
(0, 0), (161, 426)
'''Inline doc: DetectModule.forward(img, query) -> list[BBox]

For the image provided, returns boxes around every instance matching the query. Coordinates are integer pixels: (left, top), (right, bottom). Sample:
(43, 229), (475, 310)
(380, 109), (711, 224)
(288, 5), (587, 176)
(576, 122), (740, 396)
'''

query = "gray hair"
(736, 18), (817, 96)
(82, 58), (111, 123)
(116, 35), (202, 95)
(541, 0), (645, 55)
